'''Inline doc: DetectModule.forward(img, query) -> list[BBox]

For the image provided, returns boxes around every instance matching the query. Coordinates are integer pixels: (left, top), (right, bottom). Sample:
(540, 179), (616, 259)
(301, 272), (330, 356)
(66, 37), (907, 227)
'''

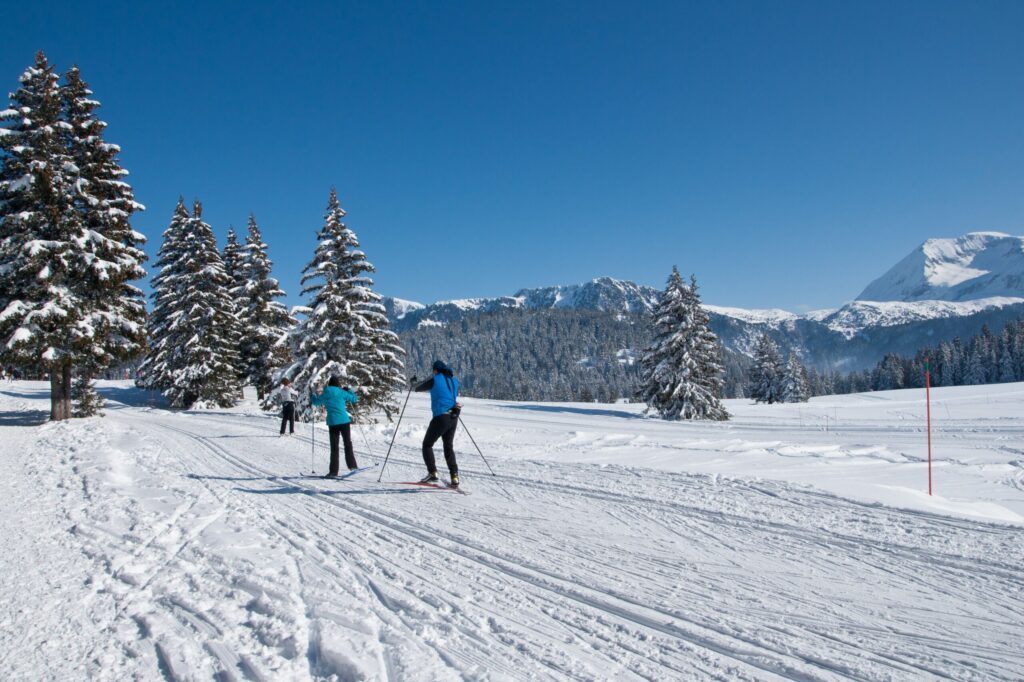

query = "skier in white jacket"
(274, 378), (298, 435)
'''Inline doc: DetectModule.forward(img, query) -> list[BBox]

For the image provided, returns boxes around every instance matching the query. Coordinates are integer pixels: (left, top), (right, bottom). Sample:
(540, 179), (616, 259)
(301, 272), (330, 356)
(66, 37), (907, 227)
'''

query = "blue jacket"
(310, 386), (358, 425)
(415, 373), (459, 417)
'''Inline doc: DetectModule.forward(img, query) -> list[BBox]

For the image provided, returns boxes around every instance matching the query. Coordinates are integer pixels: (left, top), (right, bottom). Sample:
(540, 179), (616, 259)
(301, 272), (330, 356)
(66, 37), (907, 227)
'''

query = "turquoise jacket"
(310, 386), (358, 425)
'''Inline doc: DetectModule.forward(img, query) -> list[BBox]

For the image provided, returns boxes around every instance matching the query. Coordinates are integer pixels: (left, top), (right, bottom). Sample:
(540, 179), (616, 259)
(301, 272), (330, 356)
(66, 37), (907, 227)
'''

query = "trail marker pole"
(925, 359), (933, 496)
(311, 406), (317, 474)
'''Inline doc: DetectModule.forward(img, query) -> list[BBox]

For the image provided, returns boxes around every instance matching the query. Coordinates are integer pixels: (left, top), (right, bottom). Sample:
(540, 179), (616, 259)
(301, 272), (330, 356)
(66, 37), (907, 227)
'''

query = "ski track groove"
(145, 415), (1004, 682)
(51, 403), (1020, 681)
(153, 419), (821, 680)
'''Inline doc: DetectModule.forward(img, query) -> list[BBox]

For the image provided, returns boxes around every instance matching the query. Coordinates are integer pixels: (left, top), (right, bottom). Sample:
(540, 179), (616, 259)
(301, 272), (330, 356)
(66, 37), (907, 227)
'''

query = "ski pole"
(356, 422), (375, 462)
(378, 378), (416, 482)
(310, 402), (316, 474)
(457, 416), (496, 476)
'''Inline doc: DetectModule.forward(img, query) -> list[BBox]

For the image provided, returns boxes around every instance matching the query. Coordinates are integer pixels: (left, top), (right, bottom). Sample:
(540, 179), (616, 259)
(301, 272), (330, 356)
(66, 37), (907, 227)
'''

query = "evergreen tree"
(238, 215), (294, 399)
(281, 188), (405, 418)
(749, 334), (783, 404)
(779, 352), (810, 403)
(963, 342), (987, 385)
(876, 353), (905, 390)
(138, 200), (240, 407)
(72, 371), (104, 417)
(637, 267), (728, 420)
(0, 53), (87, 420)
(61, 65), (147, 405)
(221, 225), (248, 385)
(222, 226), (246, 295)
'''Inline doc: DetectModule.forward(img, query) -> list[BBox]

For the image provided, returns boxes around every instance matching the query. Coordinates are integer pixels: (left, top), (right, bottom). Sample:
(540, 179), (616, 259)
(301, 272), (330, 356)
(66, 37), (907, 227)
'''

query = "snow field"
(1, 381), (1023, 680)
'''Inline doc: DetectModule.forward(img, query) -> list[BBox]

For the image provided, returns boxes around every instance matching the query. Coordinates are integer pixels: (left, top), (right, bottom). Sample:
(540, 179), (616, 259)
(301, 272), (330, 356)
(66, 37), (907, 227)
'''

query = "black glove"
(410, 375), (418, 385)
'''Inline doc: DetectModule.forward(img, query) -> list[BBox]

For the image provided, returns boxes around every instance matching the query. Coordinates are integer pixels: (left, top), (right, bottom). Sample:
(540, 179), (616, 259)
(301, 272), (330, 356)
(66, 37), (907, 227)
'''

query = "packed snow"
(2, 380), (1023, 680)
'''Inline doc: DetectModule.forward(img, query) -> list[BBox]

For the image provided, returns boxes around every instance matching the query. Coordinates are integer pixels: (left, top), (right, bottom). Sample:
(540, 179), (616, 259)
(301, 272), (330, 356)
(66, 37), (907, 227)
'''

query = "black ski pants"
(329, 423), (356, 474)
(280, 402), (295, 434)
(422, 413), (458, 475)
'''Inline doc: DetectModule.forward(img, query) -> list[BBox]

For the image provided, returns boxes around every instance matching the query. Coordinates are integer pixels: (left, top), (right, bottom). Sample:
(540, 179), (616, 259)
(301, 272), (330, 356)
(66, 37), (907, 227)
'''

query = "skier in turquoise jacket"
(310, 376), (359, 477)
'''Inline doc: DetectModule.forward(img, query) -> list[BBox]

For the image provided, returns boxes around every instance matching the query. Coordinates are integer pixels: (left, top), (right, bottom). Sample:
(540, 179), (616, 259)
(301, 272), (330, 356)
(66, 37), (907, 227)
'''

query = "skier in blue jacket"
(413, 360), (462, 487)
(310, 376), (359, 477)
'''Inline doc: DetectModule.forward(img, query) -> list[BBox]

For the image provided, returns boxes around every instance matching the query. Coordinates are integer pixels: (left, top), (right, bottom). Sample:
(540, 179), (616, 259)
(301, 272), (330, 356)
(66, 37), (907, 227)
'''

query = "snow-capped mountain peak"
(857, 232), (1024, 302)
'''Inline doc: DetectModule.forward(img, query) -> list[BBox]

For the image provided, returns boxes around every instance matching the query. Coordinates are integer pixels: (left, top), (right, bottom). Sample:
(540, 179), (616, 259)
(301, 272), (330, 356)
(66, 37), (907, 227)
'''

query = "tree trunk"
(50, 365), (72, 421)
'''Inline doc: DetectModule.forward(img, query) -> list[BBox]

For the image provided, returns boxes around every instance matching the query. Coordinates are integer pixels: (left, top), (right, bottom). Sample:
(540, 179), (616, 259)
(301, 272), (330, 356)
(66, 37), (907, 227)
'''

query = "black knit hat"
(432, 360), (452, 375)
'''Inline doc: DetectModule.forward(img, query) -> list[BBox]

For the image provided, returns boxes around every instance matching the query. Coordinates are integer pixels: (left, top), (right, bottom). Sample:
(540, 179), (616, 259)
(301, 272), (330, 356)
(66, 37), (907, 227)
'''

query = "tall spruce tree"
(222, 226), (246, 294)
(0, 54), (88, 419)
(61, 65), (148, 413)
(238, 215), (294, 399)
(1, 55), (147, 419)
(749, 334), (783, 404)
(637, 267), (728, 420)
(280, 188), (405, 418)
(221, 225), (248, 385)
(138, 200), (240, 407)
(778, 352), (810, 403)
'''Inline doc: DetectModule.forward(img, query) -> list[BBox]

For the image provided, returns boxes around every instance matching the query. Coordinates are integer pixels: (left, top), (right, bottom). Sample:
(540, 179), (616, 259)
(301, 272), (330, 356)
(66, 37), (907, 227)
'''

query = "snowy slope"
(2, 381), (1023, 679)
(858, 231), (1024, 302)
(820, 296), (1024, 338)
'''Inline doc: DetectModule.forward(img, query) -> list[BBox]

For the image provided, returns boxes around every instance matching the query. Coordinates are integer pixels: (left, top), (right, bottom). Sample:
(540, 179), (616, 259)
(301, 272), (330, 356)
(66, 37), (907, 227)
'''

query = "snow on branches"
(277, 188), (405, 419)
(0, 52), (146, 419)
(137, 200), (241, 408)
(638, 267), (728, 421)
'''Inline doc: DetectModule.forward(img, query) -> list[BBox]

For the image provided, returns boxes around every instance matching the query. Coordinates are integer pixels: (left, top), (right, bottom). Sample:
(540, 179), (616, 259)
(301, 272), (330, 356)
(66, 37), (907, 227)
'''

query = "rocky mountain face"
(386, 235), (1024, 389)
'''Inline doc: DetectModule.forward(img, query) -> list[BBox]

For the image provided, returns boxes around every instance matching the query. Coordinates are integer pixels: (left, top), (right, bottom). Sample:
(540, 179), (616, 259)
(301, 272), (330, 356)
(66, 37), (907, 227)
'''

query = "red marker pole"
(924, 360), (932, 496)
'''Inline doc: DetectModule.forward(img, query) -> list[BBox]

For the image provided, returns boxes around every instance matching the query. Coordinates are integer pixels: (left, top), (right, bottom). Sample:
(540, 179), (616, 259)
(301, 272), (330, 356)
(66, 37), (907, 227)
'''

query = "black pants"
(422, 413), (458, 475)
(280, 402), (295, 434)
(329, 423), (356, 474)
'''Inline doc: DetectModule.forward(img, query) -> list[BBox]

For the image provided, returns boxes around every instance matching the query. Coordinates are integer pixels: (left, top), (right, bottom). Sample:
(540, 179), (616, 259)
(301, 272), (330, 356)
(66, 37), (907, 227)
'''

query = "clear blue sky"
(4, 1), (1023, 311)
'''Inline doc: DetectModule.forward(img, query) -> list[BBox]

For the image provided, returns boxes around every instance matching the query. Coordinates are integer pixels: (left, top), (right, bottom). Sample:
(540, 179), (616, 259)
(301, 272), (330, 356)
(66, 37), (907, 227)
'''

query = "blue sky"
(4, 1), (1023, 311)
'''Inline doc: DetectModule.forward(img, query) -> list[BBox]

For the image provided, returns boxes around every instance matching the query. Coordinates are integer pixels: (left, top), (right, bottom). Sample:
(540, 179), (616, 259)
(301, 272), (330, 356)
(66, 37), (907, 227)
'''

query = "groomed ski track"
(2, 383), (1023, 680)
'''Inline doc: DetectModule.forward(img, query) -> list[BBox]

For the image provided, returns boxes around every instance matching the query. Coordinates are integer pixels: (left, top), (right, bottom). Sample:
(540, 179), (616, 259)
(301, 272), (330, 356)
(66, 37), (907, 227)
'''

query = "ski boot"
(450, 473), (460, 488)
(420, 471), (439, 483)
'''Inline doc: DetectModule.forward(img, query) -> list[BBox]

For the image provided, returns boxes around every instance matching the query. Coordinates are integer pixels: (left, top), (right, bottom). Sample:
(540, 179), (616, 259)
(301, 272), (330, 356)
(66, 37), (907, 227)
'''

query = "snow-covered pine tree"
(222, 226), (246, 294)
(61, 65), (148, 415)
(136, 199), (189, 391)
(72, 370), (105, 417)
(778, 352), (810, 403)
(238, 215), (294, 399)
(221, 225), (248, 386)
(749, 334), (782, 404)
(139, 200), (241, 408)
(636, 267), (728, 421)
(280, 188), (405, 418)
(0, 52), (87, 420)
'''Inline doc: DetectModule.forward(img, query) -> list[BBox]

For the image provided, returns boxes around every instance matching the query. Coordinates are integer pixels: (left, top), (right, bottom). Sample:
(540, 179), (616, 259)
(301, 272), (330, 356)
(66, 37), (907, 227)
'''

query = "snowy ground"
(1, 381), (1022, 680)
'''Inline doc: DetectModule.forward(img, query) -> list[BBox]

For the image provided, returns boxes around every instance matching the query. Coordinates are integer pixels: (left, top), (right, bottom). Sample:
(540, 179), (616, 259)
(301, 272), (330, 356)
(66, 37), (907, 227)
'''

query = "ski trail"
(144, 412), (1024, 680)
(5, 383), (1024, 680)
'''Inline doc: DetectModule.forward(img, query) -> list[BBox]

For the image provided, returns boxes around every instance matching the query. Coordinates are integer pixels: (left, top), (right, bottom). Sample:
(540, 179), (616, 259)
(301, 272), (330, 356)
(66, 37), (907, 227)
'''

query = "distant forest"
(399, 309), (1024, 403)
